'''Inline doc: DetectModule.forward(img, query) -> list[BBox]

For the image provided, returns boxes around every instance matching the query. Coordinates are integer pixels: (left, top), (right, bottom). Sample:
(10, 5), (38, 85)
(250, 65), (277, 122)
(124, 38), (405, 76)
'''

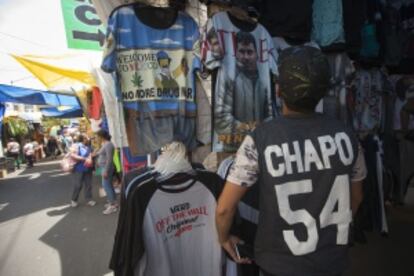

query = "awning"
(0, 84), (80, 107)
(41, 107), (83, 118)
(12, 55), (96, 88)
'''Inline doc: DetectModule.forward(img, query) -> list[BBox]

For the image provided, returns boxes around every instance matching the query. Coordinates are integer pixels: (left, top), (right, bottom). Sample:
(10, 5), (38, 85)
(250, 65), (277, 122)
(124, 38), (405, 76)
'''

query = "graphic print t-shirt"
(102, 5), (201, 155)
(111, 169), (224, 276)
(202, 12), (277, 152)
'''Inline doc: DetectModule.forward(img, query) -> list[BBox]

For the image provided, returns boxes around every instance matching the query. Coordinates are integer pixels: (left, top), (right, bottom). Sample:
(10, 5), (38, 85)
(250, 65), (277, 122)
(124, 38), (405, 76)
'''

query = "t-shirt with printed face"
(102, 5), (201, 155)
(201, 11), (278, 153)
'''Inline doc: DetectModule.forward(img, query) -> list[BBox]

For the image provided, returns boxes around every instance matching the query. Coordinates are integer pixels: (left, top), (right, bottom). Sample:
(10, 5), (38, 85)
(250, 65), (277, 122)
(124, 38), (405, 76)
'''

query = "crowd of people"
(4, 127), (120, 216)
(5, 130), (76, 169)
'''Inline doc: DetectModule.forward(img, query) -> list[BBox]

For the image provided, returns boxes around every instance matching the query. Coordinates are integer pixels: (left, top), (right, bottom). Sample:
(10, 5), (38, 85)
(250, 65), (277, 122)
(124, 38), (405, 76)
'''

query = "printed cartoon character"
(155, 51), (180, 91)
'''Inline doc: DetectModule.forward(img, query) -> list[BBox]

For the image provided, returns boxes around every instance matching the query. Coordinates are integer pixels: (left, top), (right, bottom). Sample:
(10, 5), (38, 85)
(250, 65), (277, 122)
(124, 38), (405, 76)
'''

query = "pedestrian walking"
(70, 134), (96, 208)
(23, 140), (35, 168)
(215, 46), (367, 276)
(6, 138), (20, 169)
(47, 136), (59, 159)
(94, 130), (117, 215)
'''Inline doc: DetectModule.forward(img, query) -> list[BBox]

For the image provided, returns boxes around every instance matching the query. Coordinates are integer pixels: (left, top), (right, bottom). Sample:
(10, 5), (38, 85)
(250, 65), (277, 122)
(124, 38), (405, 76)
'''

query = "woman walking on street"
(70, 134), (96, 207)
(94, 130), (117, 215)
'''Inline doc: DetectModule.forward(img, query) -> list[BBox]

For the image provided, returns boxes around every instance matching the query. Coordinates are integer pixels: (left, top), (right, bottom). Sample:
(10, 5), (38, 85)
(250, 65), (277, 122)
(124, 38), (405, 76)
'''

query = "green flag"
(60, 0), (106, 51)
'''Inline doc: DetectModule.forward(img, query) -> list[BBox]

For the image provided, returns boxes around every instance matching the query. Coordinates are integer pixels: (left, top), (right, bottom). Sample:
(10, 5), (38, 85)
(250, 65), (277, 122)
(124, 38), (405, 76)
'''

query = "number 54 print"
(275, 174), (352, 256)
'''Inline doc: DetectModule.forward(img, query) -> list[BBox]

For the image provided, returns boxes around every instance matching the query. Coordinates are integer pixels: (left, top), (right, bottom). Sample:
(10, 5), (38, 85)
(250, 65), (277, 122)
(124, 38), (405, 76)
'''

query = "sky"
(0, 0), (101, 90)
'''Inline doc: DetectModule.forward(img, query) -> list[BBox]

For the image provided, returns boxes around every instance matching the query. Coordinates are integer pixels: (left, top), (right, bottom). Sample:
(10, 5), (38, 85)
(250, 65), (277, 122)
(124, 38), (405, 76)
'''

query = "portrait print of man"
(207, 28), (223, 59)
(215, 31), (270, 143)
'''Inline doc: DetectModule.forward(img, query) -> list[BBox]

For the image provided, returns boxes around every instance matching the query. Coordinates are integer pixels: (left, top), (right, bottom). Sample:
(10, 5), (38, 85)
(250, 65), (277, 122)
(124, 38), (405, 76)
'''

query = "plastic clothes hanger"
(152, 141), (193, 183)
(228, 6), (257, 24)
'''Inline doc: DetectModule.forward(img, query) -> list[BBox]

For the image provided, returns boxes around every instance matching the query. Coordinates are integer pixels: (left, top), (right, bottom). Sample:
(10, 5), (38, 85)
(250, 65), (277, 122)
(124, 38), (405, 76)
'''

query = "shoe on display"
(87, 200), (96, 207)
(71, 201), (78, 208)
(103, 205), (118, 215)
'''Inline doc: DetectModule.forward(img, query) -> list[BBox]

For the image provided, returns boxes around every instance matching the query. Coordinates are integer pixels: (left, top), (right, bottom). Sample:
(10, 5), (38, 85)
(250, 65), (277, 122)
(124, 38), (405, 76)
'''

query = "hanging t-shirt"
(88, 86), (103, 120)
(401, 2), (414, 33)
(102, 5), (201, 155)
(350, 69), (388, 132)
(257, 0), (313, 42)
(202, 11), (277, 152)
(311, 0), (346, 47)
(401, 3), (414, 60)
(110, 169), (224, 276)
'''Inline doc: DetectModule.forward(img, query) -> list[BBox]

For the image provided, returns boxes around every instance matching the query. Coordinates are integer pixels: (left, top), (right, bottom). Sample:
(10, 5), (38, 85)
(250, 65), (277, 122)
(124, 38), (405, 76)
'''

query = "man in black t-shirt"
(216, 46), (367, 276)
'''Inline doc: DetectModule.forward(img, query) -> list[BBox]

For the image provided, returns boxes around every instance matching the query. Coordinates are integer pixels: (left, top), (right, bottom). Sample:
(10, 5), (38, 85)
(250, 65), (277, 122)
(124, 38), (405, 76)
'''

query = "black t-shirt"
(257, 0), (313, 41)
(251, 114), (359, 276)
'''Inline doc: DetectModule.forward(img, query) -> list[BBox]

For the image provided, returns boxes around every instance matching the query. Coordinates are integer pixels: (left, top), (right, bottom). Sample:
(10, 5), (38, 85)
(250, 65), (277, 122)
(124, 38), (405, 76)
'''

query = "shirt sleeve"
(351, 144), (367, 182)
(101, 12), (118, 73)
(201, 18), (223, 70)
(191, 20), (202, 72)
(226, 135), (259, 187)
(267, 32), (279, 76)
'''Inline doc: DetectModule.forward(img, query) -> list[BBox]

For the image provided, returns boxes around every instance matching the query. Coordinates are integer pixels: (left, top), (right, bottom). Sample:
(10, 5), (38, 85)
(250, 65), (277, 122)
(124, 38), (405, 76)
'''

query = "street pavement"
(0, 160), (117, 276)
(0, 159), (413, 276)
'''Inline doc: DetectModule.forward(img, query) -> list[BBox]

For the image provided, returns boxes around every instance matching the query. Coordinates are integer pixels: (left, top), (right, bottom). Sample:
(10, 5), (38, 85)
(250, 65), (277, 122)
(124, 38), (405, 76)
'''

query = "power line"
(9, 75), (37, 85)
(0, 30), (53, 50)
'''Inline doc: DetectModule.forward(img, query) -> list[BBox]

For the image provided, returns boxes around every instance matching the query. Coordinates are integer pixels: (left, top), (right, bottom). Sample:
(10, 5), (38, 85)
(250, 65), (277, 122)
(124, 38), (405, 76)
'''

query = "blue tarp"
(41, 107), (83, 118)
(0, 84), (79, 107)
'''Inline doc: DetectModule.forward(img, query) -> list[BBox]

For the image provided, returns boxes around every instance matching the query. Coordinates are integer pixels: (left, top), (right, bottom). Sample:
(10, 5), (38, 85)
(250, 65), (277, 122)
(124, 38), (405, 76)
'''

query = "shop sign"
(60, 0), (106, 51)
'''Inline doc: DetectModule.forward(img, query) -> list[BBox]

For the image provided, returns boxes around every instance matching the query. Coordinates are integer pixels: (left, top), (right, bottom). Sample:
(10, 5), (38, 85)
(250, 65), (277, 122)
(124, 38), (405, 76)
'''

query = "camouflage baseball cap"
(278, 46), (331, 108)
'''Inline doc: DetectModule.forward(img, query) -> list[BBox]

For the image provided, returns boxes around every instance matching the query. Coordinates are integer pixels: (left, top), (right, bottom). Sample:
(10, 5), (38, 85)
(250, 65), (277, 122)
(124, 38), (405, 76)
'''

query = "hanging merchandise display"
(311, 0), (346, 48)
(258, 0), (313, 43)
(350, 69), (389, 132)
(88, 86), (103, 120)
(102, 4), (201, 155)
(110, 143), (224, 276)
(201, 11), (277, 152)
(360, 23), (381, 60)
(91, 68), (129, 149)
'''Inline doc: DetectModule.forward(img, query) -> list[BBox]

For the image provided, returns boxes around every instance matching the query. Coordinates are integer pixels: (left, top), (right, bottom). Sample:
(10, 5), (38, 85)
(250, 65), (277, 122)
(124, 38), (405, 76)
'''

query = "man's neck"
(238, 67), (258, 80)
(282, 105), (314, 116)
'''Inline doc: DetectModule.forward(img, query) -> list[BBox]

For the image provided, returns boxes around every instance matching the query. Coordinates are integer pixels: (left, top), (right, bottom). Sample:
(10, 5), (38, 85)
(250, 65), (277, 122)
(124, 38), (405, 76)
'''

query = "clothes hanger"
(228, 6), (257, 24)
(153, 141), (193, 178)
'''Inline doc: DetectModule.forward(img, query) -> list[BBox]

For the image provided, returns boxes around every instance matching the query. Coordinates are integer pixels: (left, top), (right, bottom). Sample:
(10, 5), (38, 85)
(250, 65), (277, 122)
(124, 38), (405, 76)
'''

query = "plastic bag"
(60, 153), (76, 173)
(84, 154), (93, 168)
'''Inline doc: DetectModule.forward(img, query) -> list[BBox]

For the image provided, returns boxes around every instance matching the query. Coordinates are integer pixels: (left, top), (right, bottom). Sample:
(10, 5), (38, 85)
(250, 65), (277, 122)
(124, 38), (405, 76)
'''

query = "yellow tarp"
(12, 54), (96, 88)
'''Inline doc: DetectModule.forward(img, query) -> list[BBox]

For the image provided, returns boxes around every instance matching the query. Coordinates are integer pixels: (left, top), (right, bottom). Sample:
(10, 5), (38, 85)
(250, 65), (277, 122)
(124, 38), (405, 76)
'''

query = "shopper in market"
(94, 129), (117, 215)
(216, 46), (367, 276)
(46, 135), (59, 159)
(70, 134), (96, 208)
(6, 138), (20, 169)
(22, 140), (35, 168)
